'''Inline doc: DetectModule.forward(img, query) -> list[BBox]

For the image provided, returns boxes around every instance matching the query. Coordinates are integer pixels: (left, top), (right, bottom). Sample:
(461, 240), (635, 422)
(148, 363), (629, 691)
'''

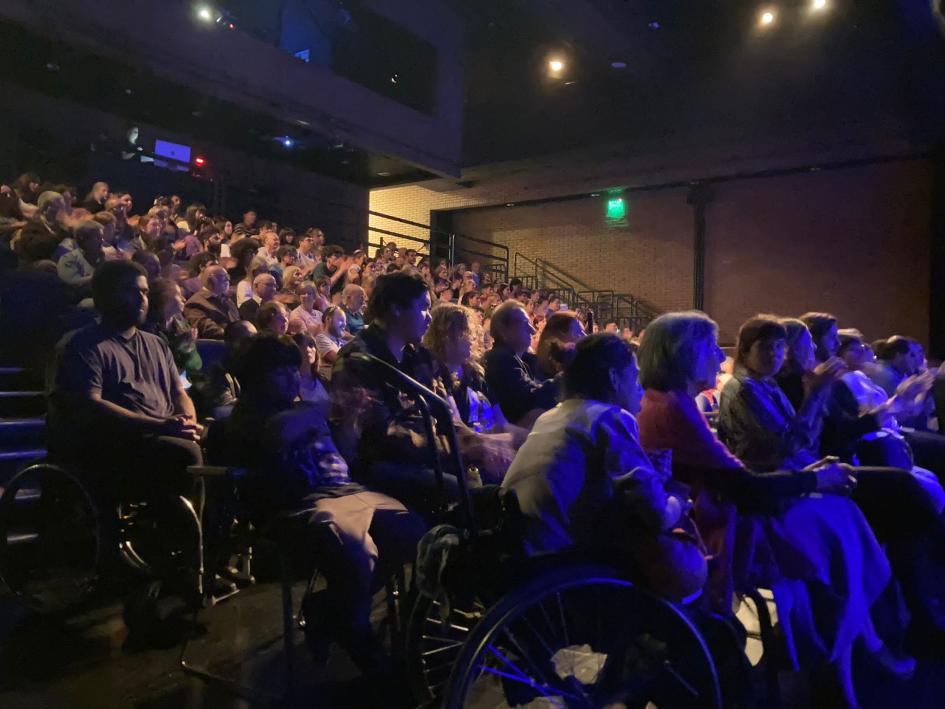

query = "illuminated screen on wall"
(154, 139), (191, 163)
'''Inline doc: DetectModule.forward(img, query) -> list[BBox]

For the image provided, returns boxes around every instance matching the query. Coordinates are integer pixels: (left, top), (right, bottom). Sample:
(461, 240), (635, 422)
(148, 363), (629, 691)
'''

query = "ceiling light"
(196, 5), (214, 23)
(611, 61), (627, 69)
(812, 0), (827, 9)
(648, 21), (661, 30)
(376, 171), (391, 177)
(548, 59), (564, 73)
(759, 10), (776, 26)
(281, 136), (294, 148)
(194, 156), (207, 166)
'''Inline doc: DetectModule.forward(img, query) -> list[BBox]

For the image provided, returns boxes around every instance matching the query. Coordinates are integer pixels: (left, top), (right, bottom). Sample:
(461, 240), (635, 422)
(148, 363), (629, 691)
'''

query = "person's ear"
(608, 367), (620, 392)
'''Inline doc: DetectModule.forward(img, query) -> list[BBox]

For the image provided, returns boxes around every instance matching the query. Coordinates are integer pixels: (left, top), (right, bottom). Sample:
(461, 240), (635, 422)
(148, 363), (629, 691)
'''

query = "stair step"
(0, 368), (43, 391)
(0, 393), (46, 418)
(0, 418), (46, 449)
(0, 449), (47, 462)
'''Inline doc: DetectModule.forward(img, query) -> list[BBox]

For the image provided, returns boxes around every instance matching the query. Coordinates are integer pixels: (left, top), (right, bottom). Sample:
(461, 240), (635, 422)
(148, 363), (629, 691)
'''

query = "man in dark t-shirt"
(52, 260), (203, 494)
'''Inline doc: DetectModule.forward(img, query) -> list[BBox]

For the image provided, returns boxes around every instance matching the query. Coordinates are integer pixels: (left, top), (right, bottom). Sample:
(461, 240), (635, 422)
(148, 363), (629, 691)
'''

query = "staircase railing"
(510, 252), (661, 331)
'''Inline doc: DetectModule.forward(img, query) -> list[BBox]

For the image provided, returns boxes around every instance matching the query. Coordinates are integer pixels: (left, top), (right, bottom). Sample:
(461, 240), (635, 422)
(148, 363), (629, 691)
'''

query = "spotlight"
(196, 5), (214, 23)
(759, 9), (776, 26)
(548, 59), (564, 73)
(281, 136), (294, 148)
(812, 0), (827, 9)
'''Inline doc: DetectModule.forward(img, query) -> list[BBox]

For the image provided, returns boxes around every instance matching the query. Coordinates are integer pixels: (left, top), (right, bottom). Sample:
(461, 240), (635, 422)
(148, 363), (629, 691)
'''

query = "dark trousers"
(851, 466), (945, 634)
(905, 429), (945, 479)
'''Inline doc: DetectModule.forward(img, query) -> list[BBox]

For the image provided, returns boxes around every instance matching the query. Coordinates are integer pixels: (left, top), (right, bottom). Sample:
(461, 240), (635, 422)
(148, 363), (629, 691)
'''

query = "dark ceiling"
(0, 19), (435, 189)
(449, 0), (945, 165)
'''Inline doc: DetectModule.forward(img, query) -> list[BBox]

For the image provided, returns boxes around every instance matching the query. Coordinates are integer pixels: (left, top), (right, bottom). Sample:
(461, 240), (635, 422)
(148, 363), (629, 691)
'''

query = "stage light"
(548, 58), (565, 76)
(194, 156), (207, 166)
(812, 0), (827, 10)
(196, 5), (214, 23)
(760, 10), (776, 26)
(281, 136), (294, 148)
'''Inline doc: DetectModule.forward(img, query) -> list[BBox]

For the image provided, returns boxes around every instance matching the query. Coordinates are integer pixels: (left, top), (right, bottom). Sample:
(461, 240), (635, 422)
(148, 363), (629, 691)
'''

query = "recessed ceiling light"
(648, 21), (661, 30)
(759, 9), (776, 26)
(610, 61), (627, 69)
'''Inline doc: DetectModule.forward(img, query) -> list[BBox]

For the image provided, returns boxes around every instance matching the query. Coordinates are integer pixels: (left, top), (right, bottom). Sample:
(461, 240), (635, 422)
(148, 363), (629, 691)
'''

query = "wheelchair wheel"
(406, 590), (487, 705)
(116, 494), (201, 582)
(0, 463), (102, 613)
(444, 563), (721, 709)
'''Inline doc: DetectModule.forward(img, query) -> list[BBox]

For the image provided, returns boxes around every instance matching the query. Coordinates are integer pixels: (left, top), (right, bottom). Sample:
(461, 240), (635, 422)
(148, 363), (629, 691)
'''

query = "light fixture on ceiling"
(281, 136), (294, 148)
(547, 58), (565, 78)
(759, 9), (776, 27)
(811, 0), (828, 10)
(376, 171), (392, 177)
(196, 5), (215, 23)
(611, 61), (627, 69)
(648, 21), (661, 30)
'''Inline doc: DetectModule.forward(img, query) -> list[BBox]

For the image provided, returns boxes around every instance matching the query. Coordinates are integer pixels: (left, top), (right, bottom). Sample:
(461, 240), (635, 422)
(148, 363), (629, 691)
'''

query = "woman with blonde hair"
(423, 303), (492, 429)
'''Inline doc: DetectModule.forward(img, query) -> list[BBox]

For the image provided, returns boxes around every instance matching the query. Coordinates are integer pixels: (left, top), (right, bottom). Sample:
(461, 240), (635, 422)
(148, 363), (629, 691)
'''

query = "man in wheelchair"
(223, 334), (426, 671)
(50, 260), (203, 498)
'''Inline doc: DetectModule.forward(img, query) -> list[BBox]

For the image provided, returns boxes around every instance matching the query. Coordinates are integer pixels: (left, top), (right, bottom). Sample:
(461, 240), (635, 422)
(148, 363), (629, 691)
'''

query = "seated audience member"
(341, 283), (366, 335)
(144, 278), (202, 383)
(272, 245), (297, 281)
(51, 261), (203, 496)
(132, 249), (161, 283)
(224, 335), (425, 669)
(255, 230), (280, 268)
(774, 317), (821, 411)
(184, 265), (238, 339)
(635, 312), (910, 706)
(235, 256), (268, 307)
(179, 252), (219, 298)
(483, 300), (559, 426)
(275, 265), (304, 311)
(238, 272), (277, 323)
(257, 300), (289, 335)
(422, 303), (495, 430)
(193, 320), (256, 416)
(534, 310), (585, 380)
(332, 272), (514, 505)
(293, 332), (331, 414)
(830, 330), (944, 490)
(503, 334), (705, 602)
(81, 181), (110, 214)
(296, 231), (318, 276)
(314, 244), (349, 294)
(315, 306), (348, 382)
(229, 239), (261, 297)
(91, 210), (121, 260)
(57, 220), (104, 291)
(290, 282), (323, 336)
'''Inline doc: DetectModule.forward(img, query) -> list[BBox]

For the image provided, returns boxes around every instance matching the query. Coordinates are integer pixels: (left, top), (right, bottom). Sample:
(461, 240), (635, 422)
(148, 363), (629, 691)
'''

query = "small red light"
(194, 156), (206, 166)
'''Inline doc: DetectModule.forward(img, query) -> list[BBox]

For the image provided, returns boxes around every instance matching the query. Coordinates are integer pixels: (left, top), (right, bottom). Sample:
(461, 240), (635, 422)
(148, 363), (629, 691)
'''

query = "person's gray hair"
(637, 311), (718, 391)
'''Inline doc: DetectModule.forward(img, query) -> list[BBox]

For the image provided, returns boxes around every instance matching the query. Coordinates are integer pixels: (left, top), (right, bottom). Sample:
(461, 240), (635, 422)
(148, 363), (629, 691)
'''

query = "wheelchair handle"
(348, 352), (476, 536)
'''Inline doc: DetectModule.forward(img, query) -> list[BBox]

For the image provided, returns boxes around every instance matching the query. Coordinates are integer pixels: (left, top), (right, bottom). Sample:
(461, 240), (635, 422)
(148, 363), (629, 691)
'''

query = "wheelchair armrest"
(187, 465), (240, 479)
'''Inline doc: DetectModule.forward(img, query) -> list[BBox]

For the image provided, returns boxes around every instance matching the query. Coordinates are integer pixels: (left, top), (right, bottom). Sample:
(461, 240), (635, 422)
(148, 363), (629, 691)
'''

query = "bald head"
(253, 273), (277, 302)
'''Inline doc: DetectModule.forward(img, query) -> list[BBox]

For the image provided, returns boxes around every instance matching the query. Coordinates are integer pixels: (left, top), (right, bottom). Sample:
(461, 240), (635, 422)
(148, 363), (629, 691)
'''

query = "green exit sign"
(606, 196), (626, 221)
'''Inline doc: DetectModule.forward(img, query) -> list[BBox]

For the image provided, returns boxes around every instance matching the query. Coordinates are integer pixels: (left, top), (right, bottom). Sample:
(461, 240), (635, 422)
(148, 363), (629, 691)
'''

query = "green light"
(606, 197), (626, 220)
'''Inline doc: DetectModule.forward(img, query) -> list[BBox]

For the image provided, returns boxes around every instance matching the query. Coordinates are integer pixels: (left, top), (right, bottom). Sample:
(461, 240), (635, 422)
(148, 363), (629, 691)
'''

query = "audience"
(9, 170), (945, 705)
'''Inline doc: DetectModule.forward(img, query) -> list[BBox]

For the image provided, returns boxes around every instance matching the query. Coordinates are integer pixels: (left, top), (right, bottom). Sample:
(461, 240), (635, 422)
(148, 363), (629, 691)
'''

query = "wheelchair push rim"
(444, 563), (722, 709)
(0, 463), (102, 613)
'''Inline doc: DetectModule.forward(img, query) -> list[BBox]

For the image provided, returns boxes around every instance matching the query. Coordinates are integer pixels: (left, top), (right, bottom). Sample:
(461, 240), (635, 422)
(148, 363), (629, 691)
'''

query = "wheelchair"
(0, 456), (203, 625)
(353, 353), (725, 708)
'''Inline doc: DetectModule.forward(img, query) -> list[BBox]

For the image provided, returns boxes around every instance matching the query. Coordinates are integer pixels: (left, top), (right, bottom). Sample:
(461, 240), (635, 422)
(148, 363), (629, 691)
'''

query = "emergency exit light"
(606, 197), (626, 220)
